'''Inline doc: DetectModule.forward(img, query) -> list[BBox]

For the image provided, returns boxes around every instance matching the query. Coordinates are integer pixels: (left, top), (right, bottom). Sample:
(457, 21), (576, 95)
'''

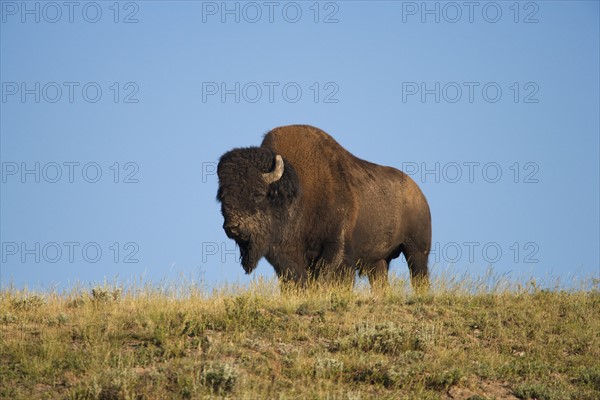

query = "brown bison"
(217, 125), (431, 289)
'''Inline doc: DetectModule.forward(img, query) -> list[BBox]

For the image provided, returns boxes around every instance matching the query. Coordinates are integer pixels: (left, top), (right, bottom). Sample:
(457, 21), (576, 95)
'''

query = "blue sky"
(1, 1), (598, 290)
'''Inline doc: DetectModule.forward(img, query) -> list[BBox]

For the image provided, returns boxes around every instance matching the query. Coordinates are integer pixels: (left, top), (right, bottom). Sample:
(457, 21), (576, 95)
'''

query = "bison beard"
(237, 237), (266, 274)
(216, 125), (432, 291)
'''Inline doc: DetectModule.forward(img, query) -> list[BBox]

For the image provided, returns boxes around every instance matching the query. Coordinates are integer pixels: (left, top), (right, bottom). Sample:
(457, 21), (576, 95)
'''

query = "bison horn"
(262, 155), (284, 184)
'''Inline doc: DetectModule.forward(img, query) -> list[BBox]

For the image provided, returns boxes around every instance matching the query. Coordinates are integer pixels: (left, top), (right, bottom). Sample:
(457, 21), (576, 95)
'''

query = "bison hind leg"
(401, 242), (430, 293)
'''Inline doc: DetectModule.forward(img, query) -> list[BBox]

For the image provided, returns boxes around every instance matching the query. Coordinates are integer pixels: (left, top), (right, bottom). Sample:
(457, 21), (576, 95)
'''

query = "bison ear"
(262, 154), (284, 184)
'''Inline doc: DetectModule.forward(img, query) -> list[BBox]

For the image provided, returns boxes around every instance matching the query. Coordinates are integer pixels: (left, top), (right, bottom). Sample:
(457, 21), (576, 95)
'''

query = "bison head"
(217, 147), (299, 274)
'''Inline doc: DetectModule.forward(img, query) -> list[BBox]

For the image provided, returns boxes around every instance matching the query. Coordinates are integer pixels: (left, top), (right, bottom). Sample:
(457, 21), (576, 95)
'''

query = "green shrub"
(201, 362), (238, 394)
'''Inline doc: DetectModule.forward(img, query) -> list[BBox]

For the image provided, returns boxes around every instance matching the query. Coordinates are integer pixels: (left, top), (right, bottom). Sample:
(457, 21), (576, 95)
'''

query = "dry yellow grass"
(1, 275), (599, 399)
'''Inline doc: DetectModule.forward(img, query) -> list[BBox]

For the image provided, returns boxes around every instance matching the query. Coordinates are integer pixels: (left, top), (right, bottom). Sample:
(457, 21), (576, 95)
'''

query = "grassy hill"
(1, 277), (599, 399)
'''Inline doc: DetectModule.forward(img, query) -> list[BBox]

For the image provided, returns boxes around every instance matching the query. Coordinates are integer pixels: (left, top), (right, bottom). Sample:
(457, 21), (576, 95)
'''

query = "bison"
(216, 125), (431, 290)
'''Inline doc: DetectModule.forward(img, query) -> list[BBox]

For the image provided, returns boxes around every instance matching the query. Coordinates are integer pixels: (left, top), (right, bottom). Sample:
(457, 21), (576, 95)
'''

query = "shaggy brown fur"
(217, 125), (431, 289)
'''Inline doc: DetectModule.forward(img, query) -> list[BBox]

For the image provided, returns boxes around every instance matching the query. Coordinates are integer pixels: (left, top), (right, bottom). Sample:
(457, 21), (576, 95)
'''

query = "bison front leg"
(269, 254), (310, 291)
(277, 264), (308, 290)
(317, 240), (355, 288)
(266, 249), (309, 290)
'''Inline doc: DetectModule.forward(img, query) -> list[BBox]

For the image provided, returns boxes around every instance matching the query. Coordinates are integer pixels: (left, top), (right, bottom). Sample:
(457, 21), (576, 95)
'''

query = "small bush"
(47, 313), (69, 326)
(223, 294), (273, 331)
(345, 322), (424, 355)
(67, 296), (86, 308)
(348, 361), (399, 388)
(425, 369), (462, 390)
(1, 312), (18, 323)
(314, 358), (344, 379)
(11, 294), (46, 310)
(91, 286), (122, 302)
(201, 362), (238, 394)
(329, 292), (350, 311)
(513, 383), (556, 400)
(578, 365), (600, 391)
